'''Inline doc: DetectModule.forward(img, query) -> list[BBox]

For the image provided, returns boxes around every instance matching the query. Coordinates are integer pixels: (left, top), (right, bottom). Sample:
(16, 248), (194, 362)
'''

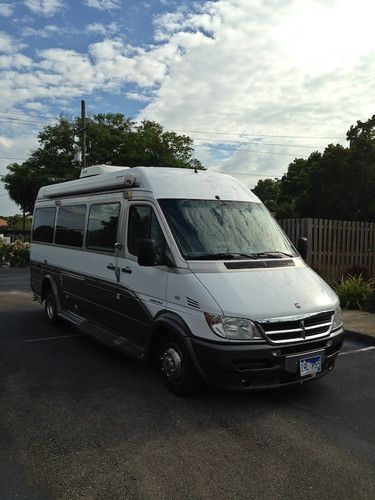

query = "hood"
(192, 263), (338, 320)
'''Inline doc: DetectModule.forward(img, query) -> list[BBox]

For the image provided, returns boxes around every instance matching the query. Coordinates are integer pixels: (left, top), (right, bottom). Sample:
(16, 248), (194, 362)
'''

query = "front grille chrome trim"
(258, 311), (334, 345)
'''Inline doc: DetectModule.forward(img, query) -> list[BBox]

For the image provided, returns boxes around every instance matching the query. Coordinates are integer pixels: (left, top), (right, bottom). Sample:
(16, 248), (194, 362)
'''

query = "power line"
(174, 128), (346, 140)
(0, 117), (53, 126)
(197, 145), (304, 157)
(219, 172), (281, 177)
(0, 155), (28, 160)
(194, 138), (325, 149)
(0, 110), (53, 120)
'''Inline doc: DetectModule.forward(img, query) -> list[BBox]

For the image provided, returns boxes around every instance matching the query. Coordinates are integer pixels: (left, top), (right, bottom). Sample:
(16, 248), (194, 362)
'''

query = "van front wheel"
(44, 288), (59, 325)
(158, 333), (201, 396)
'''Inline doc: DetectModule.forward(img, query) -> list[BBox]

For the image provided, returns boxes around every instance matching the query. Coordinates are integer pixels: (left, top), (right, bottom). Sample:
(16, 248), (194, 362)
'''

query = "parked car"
(30, 165), (344, 394)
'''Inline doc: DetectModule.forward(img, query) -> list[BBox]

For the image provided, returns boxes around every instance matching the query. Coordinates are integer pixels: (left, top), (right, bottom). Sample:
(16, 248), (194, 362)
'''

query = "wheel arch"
(147, 310), (207, 381)
(41, 275), (61, 311)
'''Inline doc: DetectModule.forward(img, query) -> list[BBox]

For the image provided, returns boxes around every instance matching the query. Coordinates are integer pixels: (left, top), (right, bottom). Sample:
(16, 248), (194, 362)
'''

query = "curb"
(344, 329), (375, 346)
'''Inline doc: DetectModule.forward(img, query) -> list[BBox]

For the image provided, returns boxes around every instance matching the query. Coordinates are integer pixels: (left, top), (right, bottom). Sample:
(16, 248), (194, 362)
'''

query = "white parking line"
(340, 346), (375, 356)
(1, 334), (80, 346)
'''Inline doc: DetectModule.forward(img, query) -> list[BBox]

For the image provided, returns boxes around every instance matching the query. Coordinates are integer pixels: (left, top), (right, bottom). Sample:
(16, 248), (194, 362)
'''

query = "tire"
(44, 287), (59, 325)
(158, 332), (201, 396)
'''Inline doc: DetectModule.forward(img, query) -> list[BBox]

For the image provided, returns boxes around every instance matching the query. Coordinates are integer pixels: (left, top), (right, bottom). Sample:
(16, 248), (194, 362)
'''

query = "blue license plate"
(299, 355), (322, 376)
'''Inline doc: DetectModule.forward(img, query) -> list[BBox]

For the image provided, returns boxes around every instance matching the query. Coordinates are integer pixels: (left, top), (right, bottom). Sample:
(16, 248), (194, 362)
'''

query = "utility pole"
(81, 99), (86, 170)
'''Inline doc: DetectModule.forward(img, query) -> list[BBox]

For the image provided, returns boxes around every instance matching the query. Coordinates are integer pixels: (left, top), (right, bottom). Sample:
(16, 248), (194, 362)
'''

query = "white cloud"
(1, 0), (375, 199)
(0, 136), (14, 149)
(137, 0), (375, 180)
(0, 3), (13, 16)
(84, 0), (121, 10)
(0, 134), (38, 216)
(0, 32), (14, 53)
(24, 101), (49, 111)
(23, 0), (64, 16)
(86, 22), (120, 36)
(125, 92), (151, 102)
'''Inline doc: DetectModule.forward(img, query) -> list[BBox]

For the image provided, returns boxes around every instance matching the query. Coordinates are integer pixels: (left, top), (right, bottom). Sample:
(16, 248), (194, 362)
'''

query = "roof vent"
(80, 164), (129, 178)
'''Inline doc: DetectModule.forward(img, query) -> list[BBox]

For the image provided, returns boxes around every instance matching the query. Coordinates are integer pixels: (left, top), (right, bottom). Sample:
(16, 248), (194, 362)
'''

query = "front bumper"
(188, 327), (345, 390)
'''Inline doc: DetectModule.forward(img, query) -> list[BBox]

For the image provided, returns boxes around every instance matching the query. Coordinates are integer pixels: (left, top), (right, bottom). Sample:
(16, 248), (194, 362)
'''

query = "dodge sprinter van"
(30, 165), (344, 395)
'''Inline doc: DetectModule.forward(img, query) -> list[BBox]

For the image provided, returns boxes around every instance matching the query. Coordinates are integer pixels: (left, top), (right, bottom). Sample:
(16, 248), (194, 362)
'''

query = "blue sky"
(0, 0), (374, 215)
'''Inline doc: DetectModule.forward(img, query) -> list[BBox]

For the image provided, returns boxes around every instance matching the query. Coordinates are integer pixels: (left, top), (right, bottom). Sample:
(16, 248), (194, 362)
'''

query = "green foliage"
(253, 114), (375, 221)
(0, 240), (30, 267)
(2, 114), (204, 214)
(335, 275), (374, 310)
(7, 214), (32, 231)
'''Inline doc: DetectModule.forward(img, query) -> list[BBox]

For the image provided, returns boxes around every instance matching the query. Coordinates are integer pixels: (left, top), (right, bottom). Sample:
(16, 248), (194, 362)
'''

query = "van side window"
(32, 207), (56, 243)
(128, 205), (166, 257)
(55, 205), (86, 247)
(86, 203), (120, 252)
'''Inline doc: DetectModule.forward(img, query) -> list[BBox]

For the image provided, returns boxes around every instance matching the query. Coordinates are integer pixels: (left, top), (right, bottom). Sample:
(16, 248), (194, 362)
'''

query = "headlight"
(332, 305), (343, 330)
(205, 313), (264, 341)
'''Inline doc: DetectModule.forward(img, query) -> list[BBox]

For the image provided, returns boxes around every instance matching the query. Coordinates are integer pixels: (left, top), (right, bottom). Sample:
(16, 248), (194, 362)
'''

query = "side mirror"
(297, 237), (308, 260)
(138, 238), (156, 266)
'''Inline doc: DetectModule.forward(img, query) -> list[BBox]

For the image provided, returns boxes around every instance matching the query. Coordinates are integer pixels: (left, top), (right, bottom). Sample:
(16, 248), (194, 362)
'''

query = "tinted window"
(32, 207), (56, 243)
(55, 205), (86, 247)
(128, 205), (166, 257)
(86, 203), (120, 252)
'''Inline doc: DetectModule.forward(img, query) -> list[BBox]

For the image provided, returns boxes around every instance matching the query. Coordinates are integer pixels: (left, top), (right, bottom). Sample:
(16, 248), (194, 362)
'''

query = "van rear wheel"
(158, 333), (201, 396)
(44, 287), (59, 325)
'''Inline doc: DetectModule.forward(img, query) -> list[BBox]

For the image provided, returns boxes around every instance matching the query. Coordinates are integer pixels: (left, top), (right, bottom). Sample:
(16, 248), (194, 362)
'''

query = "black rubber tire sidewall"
(158, 333), (201, 397)
(44, 289), (59, 325)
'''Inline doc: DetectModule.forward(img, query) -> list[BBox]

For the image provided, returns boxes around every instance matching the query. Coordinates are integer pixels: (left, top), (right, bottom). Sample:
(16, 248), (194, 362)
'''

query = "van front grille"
(258, 311), (334, 344)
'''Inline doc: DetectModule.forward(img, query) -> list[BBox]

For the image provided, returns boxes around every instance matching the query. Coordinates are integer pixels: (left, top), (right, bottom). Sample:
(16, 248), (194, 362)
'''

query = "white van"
(30, 165), (344, 395)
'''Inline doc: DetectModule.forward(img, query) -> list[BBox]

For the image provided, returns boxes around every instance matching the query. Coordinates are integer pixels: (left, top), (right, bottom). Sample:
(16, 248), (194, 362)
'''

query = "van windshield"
(158, 199), (297, 260)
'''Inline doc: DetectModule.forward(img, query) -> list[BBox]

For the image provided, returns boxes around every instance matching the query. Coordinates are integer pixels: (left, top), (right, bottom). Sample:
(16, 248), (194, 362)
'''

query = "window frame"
(54, 203), (88, 249)
(31, 206), (57, 244)
(85, 201), (121, 255)
(126, 202), (168, 262)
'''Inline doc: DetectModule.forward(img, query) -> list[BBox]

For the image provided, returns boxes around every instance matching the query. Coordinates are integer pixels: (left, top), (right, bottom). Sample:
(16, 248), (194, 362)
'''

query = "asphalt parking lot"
(1, 269), (374, 499)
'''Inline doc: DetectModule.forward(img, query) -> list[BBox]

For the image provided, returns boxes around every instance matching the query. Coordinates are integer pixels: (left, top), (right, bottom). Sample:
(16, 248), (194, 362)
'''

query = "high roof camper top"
(36, 165), (259, 202)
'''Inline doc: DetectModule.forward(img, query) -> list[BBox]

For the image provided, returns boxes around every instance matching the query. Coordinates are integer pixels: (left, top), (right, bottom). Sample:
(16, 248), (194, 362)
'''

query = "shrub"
(335, 274), (374, 310)
(344, 265), (371, 281)
(0, 240), (30, 267)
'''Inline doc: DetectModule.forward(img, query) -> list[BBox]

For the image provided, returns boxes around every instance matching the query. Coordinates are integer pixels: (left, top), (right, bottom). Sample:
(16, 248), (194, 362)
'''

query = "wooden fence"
(278, 218), (375, 281)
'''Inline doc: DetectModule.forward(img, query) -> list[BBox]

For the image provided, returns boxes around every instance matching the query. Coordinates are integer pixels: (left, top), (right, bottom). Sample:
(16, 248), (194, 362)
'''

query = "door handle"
(121, 267), (132, 274)
(107, 264), (116, 271)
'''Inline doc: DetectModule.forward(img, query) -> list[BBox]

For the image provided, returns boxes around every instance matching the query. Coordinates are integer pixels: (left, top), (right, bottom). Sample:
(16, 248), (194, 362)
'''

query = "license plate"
(299, 355), (321, 377)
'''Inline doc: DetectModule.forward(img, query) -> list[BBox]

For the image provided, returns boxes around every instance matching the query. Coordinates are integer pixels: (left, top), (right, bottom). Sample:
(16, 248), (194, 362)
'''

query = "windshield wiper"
(189, 252), (259, 260)
(251, 251), (295, 258)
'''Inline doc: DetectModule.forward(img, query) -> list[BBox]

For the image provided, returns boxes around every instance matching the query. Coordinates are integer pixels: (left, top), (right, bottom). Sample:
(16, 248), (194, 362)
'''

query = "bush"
(0, 240), (30, 267)
(344, 265), (371, 281)
(335, 274), (374, 310)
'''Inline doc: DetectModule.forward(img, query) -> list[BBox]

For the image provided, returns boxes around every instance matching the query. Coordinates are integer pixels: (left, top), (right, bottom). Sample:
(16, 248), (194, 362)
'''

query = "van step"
(79, 321), (145, 360)
(59, 310), (86, 326)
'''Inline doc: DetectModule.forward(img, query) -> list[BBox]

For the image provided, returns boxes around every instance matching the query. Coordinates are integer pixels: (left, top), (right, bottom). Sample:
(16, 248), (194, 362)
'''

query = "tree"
(2, 114), (204, 214)
(253, 115), (375, 221)
(252, 178), (281, 214)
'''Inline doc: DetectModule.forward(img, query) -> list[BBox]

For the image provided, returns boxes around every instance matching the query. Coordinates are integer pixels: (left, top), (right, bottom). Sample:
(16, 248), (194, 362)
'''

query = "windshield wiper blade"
(252, 251), (295, 258)
(190, 252), (259, 260)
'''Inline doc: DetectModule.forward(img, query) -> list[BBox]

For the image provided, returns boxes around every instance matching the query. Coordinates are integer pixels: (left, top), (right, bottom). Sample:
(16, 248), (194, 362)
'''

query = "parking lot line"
(0, 333), (80, 347)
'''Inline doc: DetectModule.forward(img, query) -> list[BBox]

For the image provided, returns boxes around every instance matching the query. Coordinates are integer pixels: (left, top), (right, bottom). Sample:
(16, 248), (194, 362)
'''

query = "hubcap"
(161, 346), (183, 382)
(46, 295), (54, 319)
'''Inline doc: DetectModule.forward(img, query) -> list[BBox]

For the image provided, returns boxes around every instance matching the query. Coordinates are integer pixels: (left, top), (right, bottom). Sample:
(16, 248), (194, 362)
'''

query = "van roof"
(36, 166), (260, 203)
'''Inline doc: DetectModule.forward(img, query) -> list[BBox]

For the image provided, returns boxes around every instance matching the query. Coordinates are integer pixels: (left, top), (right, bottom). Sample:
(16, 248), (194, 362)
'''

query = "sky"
(0, 0), (374, 215)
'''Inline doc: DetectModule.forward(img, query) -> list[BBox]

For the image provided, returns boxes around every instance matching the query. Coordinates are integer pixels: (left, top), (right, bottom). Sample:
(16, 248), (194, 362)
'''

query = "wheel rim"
(161, 345), (183, 382)
(46, 295), (54, 319)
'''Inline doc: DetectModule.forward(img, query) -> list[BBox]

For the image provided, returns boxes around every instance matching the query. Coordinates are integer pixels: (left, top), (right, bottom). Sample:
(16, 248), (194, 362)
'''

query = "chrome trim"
(258, 311), (334, 345)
